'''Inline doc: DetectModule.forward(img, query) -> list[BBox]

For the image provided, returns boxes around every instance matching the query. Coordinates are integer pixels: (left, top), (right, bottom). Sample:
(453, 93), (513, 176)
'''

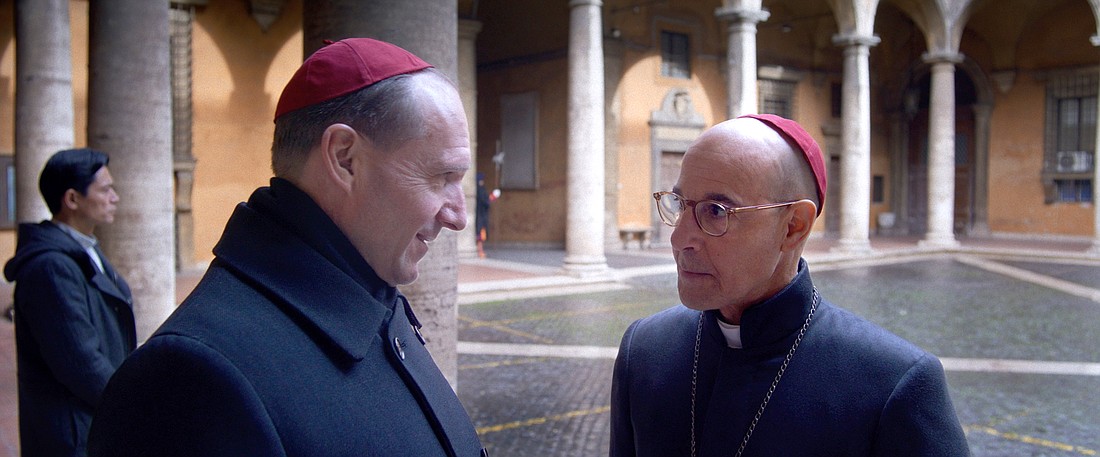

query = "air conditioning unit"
(1055, 151), (1092, 173)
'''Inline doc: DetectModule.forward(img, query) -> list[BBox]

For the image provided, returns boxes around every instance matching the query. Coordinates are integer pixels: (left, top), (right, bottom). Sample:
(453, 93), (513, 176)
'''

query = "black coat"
(611, 261), (970, 456)
(3, 221), (135, 457)
(89, 179), (486, 457)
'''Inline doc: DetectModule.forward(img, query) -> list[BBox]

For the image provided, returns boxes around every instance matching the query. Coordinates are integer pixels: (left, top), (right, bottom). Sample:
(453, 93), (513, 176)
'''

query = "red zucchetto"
(274, 38), (432, 121)
(738, 114), (828, 215)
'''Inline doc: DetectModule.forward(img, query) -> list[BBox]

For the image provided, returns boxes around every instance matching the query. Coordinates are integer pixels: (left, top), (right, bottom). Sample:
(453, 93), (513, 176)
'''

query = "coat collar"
(5, 221), (131, 305)
(704, 259), (816, 349)
(212, 180), (396, 362)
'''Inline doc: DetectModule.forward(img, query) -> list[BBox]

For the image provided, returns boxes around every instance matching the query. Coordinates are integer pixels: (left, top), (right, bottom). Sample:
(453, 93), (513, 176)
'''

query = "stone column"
(458, 19), (482, 259)
(1091, 36), (1100, 255)
(14, 0), (74, 223)
(715, 5), (769, 118)
(88, 0), (176, 341)
(970, 103), (992, 236)
(832, 34), (879, 254)
(563, 0), (608, 276)
(304, 0), (464, 388)
(919, 52), (963, 249)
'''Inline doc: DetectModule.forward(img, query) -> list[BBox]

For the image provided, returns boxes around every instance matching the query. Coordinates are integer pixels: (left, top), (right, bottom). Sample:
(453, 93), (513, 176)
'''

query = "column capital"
(715, 6), (770, 24)
(922, 51), (964, 65)
(569, 0), (602, 8)
(832, 33), (880, 48)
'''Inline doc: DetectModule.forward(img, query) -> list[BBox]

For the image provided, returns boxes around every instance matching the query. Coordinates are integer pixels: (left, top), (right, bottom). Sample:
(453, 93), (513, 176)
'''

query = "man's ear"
(318, 123), (361, 192)
(62, 189), (81, 211)
(781, 199), (817, 251)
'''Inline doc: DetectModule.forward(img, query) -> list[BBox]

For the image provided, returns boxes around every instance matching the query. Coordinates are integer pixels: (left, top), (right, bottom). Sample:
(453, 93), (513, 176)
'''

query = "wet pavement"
(0, 236), (1098, 456)
(457, 238), (1100, 456)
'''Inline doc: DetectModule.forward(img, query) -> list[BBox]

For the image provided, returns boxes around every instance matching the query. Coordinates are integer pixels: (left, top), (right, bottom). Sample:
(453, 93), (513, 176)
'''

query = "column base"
(830, 237), (873, 255)
(969, 222), (992, 237)
(458, 247), (480, 259)
(1088, 239), (1100, 256)
(562, 255), (610, 278)
(918, 234), (960, 250)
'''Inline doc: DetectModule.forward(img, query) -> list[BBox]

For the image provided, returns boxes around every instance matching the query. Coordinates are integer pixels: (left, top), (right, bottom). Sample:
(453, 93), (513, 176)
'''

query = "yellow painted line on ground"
(459, 357), (547, 370)
(458, 341), (619, 359)
(458, 315), (556, 344)
(965, 425), (1097, 455)
(477, 405), (611, 435)
(465, 302), (644, 328)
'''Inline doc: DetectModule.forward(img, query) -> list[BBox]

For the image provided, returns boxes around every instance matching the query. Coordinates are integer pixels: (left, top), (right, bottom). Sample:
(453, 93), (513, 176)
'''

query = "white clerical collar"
(716, 318), (743, 349)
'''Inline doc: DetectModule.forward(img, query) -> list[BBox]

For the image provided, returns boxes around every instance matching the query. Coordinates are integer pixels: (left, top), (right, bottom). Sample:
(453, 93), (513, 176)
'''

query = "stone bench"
(618, 226), (652, 250)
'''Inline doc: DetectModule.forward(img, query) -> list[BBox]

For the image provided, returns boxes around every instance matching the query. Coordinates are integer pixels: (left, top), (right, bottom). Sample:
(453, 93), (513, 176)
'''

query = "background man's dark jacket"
(89, 179), (485, 457)
(4, 221), (135, 457)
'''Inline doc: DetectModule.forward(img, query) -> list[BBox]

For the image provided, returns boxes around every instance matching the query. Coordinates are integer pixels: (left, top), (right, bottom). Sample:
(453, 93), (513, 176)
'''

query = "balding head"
(670, 116), (822, 323)
(686, 117), (819, 212)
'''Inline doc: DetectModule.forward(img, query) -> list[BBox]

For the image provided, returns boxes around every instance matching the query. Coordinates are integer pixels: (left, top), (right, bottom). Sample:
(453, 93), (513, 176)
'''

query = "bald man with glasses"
(609, 114), (969, 457)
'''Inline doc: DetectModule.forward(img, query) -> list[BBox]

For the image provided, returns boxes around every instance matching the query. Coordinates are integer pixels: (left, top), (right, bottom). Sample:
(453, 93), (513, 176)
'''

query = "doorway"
(903, 69), (980, 236)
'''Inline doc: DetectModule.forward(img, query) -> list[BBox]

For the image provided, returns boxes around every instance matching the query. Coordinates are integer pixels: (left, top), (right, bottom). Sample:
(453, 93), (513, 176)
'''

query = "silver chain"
(689, 289), (819, 457)
(690, 310), (704, 457)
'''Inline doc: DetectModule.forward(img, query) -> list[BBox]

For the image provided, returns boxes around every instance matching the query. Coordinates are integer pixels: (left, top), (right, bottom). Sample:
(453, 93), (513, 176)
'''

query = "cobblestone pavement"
(0, 238), (1097, 456)
(458, 245), (1100, 457)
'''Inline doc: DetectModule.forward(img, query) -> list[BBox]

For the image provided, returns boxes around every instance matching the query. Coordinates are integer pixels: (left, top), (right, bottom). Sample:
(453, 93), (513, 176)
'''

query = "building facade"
(1, 0), (1099, 340)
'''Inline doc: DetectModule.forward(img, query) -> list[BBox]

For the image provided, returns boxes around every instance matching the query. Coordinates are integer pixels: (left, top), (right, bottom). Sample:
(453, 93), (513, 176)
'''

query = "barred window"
(660, 31), (690, 79)
(759, 79), (796, 119)
(1043, 71), (1095, 203)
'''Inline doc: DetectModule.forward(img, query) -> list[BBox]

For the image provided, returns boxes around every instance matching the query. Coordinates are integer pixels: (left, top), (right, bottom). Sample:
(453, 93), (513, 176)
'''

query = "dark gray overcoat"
(89, 179), (486, 457)
(4, 221), (135, 457)
(611, 261), (970, 456)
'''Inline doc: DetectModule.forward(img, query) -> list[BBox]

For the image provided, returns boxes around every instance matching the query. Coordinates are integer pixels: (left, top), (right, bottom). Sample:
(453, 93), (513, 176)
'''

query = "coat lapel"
(90, 245), (132, 305)
(386, 298), (482, 457)
(213, 203), (390, 362)
(213, 194), (485, 456)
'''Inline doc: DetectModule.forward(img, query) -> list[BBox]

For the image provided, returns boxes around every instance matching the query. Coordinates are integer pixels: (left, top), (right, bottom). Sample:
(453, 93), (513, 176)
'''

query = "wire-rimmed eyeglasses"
(653, 191), (806, 237)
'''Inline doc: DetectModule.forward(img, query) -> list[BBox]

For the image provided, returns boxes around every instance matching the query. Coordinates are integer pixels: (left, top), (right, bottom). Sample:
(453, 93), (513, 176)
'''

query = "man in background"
(4, 148), (135, 457)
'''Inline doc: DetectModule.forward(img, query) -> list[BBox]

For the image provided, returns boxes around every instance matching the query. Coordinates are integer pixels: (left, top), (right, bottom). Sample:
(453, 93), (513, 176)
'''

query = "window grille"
(1043, 71), (1096, 203)
(660, 31), (690, 79)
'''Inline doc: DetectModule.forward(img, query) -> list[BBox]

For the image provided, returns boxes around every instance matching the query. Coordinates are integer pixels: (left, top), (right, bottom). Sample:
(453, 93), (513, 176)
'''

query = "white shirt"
(55, 221), (105, 274)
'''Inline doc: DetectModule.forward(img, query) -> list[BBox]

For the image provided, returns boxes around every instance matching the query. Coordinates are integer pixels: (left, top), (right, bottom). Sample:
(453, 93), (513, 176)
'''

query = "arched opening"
(902, 65), (981, 235)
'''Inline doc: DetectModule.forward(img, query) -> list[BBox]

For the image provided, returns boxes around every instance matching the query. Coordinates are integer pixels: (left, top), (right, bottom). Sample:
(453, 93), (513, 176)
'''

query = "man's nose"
(669, 207), (703, 250)
(441, 190), (467, 232)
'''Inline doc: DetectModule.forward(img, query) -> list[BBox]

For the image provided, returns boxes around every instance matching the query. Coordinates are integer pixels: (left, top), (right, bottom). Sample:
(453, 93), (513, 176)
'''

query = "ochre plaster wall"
(477, 58), (569, 246)
(613, 48), (723, 230)
(987, 75), (1093, 236)
(0, 0), (304, 266)
(0, 1), (90, 263)
(1, 0), (1097, 265)
(610, 4), (731, 233)
(189, 0), (302, 264)
(0, 0), (12, 156)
